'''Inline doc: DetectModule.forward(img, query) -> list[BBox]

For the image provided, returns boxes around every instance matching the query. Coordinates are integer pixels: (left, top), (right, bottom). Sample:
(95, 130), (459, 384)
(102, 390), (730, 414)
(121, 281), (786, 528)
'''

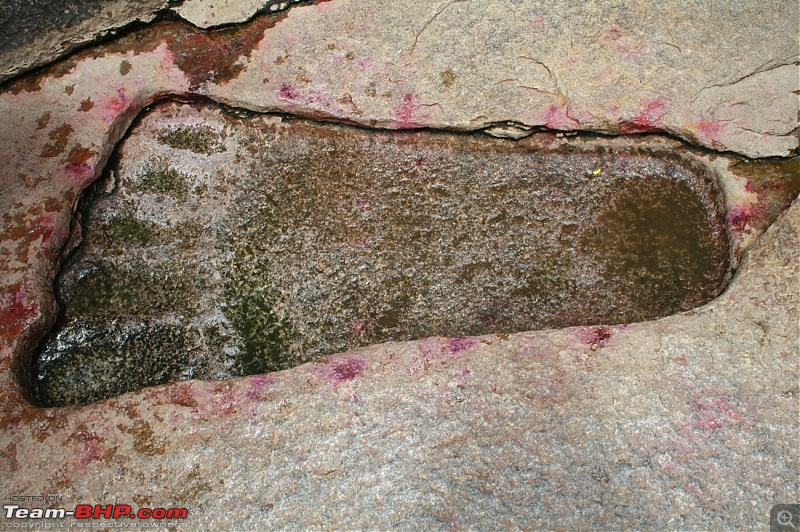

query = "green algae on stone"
(136, 165), (191, 198)
(215, 187), (294, 375)
(156, 126), (225, 155)
(103, 216), (160, 247)
(35, 321), (206, 406)
(222, 270), (294, 376)
(63, 265), (196, 319)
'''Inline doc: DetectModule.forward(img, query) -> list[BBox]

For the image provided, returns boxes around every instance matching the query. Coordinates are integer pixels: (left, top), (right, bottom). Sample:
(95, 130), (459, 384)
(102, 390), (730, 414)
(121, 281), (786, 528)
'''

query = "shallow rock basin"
(35, 103), (731, 406)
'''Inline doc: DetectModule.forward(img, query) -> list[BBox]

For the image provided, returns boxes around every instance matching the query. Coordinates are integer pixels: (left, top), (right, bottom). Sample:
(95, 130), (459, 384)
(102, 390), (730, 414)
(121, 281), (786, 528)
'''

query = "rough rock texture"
(213, 0), (800, 158)
(0, 0), (168, 84)
(0, 0), (323, 83)
(0, 2), (796, 387)
(173, 0), (308, 28)
(34, 103), (732, 406)
(1, 198), (797, 529)
(0, 0), (797, 528)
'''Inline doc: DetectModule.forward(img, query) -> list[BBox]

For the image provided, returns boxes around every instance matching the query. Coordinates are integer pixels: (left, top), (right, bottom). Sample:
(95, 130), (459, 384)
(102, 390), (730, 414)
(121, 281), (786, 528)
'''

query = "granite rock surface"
(172, 0), (308, 28)
(33, 103), (734, 406)
(0, 195), (797, 529)
(0, 0), (333, 83)
(0, 0), (168, 84)
(0, 0), (797, 528)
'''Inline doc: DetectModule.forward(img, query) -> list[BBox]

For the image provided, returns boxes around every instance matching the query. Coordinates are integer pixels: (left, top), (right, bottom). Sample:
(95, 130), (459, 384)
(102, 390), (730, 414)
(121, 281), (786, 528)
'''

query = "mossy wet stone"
(156, 126), (226, 155)
(34, 103), (731, 406)
(137, 166), (191, 199)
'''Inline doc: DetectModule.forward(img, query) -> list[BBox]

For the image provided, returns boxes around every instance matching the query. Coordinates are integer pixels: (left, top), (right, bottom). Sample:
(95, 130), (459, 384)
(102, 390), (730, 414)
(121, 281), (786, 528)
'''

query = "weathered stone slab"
(0, 0), (797, 528)
(0, 2), (795, 394)
(0, 0), (168, 83)
(214, 0), (800, 158)
(34, 103), (731, 406)
(173, 0), (308, 28)
(0, 195), (796, 529)
(0, 0), (325, 83)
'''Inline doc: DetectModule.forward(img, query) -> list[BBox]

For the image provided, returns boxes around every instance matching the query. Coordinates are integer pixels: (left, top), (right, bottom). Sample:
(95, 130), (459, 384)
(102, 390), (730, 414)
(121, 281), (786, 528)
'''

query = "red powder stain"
(726, 204), (762, 232)
(579, 326), (613, 349)
(697, 119), (725, 138)
(391, 93), (419, 128)
(352, 236), (371, 250)
(75, 432), (104, 466)
(102, 88), (134, 122)
(314, 0), (344, 14)
(354, 197), (370, 211)
(356, 58), (374, 70)
(37, 214), (70, 253)
(692, 118), (726, 147)
(418, 347), (435, 367)
(0, 286), (39, 346)
(620, 100), (667, 133)
(391, 94), (440, 128)
(244, 374), (275, 401)
(532, 15), (546, 26)
(305, 89), (332, 107)
(688, 392), (747, 436)
(413, 337), (479, 374)
(448, 367), (472, 389)
(543, 104), (580, 130)
(320, 357), (366, 383)
(213, 385), (238, 416)
(692, 411), (726, 431)
(65, 148), (96, 181)
(443, 336), (478, 355)
(624, 46), (648, 62)
(277, 82), (333, 108)
(278, 83), (299, 100)
(605, 26), (624, 41)
(64, 163), (95, 187)
(685, 482), (704, 499)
